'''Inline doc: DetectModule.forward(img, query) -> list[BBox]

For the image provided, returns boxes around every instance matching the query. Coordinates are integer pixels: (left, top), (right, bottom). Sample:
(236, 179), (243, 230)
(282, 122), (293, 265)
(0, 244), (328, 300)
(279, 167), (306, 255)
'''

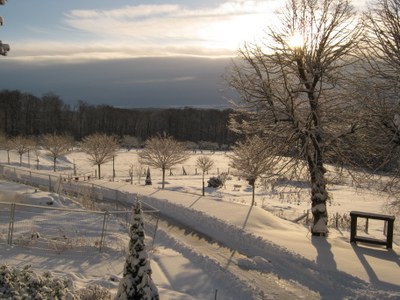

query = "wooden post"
(387, 220), (394, 249)
(350, 213), (357, 243)
(335, 212), (339, 229)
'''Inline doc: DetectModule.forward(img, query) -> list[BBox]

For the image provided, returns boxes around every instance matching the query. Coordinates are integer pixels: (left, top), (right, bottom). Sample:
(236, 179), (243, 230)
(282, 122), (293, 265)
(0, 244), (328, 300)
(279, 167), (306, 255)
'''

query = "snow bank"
(142, 194), (398, 299)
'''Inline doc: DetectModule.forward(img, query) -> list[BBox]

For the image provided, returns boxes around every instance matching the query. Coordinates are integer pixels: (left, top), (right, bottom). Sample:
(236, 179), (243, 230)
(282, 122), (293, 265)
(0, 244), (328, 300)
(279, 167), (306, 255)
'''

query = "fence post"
(152, 213), (159, 248)
(365, 218), (369, 234)
(335, 212), (339, 229)
(99, 211), (109, 252)
(7, 203), (16, 245)
(48, 175), (52, 192)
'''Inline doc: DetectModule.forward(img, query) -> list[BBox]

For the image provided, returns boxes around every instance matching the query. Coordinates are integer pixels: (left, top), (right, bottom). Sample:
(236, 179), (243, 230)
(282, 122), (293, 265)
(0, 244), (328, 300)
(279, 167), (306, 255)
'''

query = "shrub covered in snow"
(207, 176), (224, 188)
(0, 265), (113, 300)
(0, 264), (75, 299)
(77, 284), (112, 300)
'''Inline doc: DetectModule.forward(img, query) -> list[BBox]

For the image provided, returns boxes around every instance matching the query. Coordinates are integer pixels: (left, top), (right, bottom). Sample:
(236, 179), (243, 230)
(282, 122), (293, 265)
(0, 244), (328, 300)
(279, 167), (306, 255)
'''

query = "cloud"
(61, 1), (277, 55)
(6, 1), (280, 62)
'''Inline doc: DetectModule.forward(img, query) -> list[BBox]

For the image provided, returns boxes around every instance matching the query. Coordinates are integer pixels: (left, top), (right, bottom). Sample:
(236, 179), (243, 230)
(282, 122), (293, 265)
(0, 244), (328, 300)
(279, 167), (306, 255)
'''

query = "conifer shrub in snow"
(0, 264), (75, 299)
(116, 197), (159, 300)
(145, 168), (152, 185)
(207, 176), (224, 188)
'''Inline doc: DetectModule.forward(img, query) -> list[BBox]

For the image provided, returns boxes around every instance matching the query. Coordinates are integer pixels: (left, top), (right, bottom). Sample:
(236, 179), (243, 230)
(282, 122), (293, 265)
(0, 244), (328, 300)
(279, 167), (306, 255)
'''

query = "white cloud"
(8, 1), (280, 62)
(62, 1), (277, 55)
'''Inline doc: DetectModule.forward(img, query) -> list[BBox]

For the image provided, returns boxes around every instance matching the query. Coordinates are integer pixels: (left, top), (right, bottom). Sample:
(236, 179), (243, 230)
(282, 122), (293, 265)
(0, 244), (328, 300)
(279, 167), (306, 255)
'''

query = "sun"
(197, 15), (266, 50)
(289, 32), (304, 49)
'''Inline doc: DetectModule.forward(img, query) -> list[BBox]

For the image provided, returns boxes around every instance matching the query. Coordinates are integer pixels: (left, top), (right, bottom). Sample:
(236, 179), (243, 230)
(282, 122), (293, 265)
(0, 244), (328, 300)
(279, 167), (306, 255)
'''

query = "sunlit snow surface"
(0, 149), (399, 299)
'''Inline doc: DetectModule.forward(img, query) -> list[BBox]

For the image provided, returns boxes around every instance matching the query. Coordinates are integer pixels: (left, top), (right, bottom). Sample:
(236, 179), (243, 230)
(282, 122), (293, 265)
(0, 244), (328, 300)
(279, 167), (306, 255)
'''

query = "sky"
(0, 0), (364, 108)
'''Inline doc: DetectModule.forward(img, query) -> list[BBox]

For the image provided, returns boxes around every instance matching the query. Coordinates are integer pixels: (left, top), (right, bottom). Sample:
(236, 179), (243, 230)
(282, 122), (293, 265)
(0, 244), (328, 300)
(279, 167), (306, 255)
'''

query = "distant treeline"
(0, 90), (235, 146)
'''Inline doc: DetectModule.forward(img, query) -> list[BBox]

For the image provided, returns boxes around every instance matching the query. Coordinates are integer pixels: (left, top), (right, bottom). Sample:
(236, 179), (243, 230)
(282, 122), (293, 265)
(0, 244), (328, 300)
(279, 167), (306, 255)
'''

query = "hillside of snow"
(0, 149), (399, 299)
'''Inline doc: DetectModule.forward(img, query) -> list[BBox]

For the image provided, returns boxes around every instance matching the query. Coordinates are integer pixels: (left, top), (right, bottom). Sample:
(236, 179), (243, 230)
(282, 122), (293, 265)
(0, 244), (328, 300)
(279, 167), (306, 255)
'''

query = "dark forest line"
(0, 89), (235, 146)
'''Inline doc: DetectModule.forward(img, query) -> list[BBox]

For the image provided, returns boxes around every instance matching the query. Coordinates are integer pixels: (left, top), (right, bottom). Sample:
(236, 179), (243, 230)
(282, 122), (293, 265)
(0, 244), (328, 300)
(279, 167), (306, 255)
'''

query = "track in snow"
(153, 216), (319, 299)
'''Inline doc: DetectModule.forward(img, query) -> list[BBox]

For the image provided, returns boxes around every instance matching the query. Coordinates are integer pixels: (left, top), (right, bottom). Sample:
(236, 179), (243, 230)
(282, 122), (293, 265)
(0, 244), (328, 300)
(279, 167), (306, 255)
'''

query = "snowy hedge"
(0, 265), (112, 300)
(0, 265), (75, 300)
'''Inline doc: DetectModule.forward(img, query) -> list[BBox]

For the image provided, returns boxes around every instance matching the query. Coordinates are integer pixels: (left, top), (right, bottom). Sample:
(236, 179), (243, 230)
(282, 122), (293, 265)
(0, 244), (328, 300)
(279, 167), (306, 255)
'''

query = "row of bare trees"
(0, 132), (267, 204)
(226, 0), (400, 235)
(0, 91), (233, 145)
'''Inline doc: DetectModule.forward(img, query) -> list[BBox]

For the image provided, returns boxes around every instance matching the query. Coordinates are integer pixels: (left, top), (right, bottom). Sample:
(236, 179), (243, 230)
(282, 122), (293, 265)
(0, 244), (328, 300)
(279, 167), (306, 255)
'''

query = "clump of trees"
(0, 91), (233, 146)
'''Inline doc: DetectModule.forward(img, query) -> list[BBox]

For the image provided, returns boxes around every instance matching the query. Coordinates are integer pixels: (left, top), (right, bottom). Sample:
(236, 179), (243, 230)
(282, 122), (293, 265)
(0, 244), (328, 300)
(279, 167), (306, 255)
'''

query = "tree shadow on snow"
(311, 235), (337, 272)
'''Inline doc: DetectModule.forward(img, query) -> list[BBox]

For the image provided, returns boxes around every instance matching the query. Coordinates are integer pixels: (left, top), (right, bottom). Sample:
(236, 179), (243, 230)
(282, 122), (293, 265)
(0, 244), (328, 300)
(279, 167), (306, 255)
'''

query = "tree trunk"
(98, 164), (101, 179)
(251, 182), (255, 206)
(53, 157), (56, 172)
(202, 172), (205, 196)
(296, 55), (329, 235)
(19, 154), (22, 167)
(309, 159), (329, 235)
(162, 167), (165, 189)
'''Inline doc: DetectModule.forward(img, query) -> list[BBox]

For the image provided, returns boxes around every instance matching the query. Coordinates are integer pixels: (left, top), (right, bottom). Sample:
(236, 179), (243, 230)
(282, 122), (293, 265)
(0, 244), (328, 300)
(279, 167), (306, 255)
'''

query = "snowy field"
(0, 149), (399, 299)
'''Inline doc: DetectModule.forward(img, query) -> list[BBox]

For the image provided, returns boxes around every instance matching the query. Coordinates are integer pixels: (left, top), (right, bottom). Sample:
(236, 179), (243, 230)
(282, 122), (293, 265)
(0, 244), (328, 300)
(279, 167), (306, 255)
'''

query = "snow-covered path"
(155, 217), (319, 299)
(98, 180), (400, 299)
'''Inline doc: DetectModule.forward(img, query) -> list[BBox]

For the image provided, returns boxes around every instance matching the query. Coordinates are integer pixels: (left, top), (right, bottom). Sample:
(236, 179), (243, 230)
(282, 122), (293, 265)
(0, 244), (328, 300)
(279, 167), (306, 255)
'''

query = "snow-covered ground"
(0, 149), (399, 299)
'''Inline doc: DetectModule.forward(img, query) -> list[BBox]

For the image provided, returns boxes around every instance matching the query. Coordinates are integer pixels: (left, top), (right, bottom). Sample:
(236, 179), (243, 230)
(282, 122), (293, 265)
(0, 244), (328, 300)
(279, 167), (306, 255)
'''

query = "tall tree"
(361, 0), (400, 211)
(139, 135), (189, 189)
(81, 133), (119, 179)
(196, 155), (215, 196)
(228, 136), (274, 206)
(227, 0), (362, 235)
(116, 197), (159, 300)
(41, 133), (74, 172)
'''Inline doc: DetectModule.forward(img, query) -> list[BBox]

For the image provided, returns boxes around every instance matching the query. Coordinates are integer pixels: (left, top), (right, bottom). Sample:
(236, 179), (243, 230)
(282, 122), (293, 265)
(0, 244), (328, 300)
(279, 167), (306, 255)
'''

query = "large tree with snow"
(227, 0), (363, 235)
(41, 133), (74, 172)
(80, 133), (119, 179)
(139, 135), (189, 189)
(116, 197), (159, 300)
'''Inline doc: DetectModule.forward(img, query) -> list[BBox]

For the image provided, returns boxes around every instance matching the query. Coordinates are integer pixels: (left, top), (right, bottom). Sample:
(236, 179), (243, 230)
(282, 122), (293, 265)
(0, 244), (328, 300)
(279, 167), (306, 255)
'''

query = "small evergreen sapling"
(116, 197), (159, 300)
(145, 168), (152, 185)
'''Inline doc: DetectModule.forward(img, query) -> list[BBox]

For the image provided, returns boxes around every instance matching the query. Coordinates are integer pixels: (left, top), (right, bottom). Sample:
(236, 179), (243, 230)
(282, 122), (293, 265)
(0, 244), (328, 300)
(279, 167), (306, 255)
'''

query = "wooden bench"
(350, 211), (395, 249)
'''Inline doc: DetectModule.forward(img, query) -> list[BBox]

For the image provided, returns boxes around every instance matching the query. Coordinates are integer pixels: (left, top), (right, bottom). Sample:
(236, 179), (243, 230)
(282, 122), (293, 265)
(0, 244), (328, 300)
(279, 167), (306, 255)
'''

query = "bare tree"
(363, 0), (400, 90)
(139, 135), (189, 189)
(2, 137), (13, 165)
(361, 0), (400, 209)
(11, 136), (35, 167)
(41, 133), (74, 172)
(0, 132), (6, 163)
(81, 133), (119, 179)
(227, 0), (362, 235)
(196, 155), (214, 196)
(228, 136), (274, 206)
